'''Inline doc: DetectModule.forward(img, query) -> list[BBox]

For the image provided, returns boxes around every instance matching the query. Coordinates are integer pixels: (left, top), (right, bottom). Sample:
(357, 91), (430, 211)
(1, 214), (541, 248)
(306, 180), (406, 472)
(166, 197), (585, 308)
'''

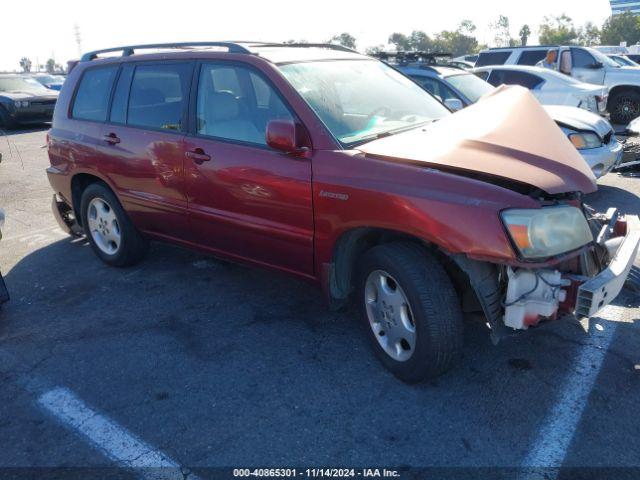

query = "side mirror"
(444, 98), (464, 112)
(266, 119), (309, 155)
(559, 51), (572, 75)
(589, 62), (604, 70)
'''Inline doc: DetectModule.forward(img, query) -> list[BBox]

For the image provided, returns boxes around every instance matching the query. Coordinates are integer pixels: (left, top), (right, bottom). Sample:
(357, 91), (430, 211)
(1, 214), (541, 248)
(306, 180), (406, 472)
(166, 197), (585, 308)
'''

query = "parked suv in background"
(47, 42), (639, 382)
(476, 45), (640, 124)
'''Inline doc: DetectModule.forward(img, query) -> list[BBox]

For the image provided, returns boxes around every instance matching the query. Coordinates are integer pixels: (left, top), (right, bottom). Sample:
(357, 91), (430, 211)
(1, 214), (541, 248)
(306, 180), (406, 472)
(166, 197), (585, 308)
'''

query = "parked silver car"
(393, 63), (622, 178)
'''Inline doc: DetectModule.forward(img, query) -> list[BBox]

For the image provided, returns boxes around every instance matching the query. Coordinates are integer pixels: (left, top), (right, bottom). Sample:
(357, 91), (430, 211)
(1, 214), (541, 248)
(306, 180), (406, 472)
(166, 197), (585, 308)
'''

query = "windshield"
(0, 76), (51, 94)
(587, 48), (621, 68)
(279, 60), (449, 146)
(446, 73), (495, 103)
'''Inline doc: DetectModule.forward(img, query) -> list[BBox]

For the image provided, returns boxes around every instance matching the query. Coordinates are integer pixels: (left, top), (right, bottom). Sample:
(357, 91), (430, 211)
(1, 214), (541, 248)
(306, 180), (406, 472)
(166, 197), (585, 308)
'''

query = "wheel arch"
(608, 84), (640, 105)
(70, 173), (115, 226)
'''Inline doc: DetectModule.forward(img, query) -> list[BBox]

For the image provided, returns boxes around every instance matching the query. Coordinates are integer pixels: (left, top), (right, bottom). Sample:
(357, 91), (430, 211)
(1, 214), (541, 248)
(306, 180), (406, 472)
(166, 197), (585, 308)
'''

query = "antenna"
(74, 24), (82, 57)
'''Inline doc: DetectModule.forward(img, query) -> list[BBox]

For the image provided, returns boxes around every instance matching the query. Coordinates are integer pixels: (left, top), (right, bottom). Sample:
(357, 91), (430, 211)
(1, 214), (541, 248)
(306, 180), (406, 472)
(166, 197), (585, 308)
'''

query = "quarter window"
(72, 66), (117, 121)
(127, 63), (191, 131)
(517, 50), (548, 66)
(475, 51), (511, 67)
(196, 64), (293, 145)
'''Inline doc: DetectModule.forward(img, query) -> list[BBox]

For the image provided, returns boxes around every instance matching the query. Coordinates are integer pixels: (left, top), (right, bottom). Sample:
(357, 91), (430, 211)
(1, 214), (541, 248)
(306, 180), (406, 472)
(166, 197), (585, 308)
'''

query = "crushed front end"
(498, 206), (638, 331)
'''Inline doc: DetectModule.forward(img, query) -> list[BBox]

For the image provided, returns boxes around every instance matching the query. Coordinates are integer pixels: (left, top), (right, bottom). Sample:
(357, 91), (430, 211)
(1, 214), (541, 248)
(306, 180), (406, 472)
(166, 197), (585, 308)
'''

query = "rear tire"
(609, 90), (640, 125)
(80, 183), (148, 267)
(356, 242), (464, 383)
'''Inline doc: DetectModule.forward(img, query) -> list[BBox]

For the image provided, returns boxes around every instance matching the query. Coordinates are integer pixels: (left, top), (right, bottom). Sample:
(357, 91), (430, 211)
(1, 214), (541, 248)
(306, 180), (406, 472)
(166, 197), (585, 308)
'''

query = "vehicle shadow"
(0, 236), (639, 468)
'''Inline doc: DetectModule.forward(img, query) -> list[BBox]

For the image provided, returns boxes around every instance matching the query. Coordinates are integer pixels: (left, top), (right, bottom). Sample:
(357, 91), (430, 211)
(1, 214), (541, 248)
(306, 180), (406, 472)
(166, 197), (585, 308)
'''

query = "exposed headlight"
(21, 101), (29, 108)
(14, 101), (21, 108)
(501, 206), (593, 259)
(569, 132), (602, 150)
(13, 101), (29, 108)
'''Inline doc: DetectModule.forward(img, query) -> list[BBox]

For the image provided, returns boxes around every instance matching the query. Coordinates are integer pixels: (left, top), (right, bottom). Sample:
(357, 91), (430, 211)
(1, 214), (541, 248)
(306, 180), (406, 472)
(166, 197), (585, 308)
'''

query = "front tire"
(80, 183), (148, 267)
(356, 243), (463, 383)
(609, 90), (640, 124)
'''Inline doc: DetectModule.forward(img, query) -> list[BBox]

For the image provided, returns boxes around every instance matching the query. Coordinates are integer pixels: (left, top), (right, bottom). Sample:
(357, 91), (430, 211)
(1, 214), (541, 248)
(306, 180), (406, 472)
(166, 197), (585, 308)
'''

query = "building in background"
(610, 0), (640, 15)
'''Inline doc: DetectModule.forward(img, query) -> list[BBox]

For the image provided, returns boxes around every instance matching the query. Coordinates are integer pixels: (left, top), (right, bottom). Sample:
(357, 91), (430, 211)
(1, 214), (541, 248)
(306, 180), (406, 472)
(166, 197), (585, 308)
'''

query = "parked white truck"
(476, 45), (640, 124)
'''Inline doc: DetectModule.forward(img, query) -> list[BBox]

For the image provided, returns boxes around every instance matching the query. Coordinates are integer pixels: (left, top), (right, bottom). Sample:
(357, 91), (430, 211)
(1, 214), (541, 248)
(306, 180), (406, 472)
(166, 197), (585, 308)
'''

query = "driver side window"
(196, 64), (294, 145)
(571, 48), (596, 69)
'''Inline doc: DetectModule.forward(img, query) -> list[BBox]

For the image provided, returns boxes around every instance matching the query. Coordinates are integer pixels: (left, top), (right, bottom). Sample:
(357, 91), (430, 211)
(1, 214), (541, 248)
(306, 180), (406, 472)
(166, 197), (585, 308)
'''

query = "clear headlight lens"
(501, 206), (593, 259)
(13, 101), (29, 108)
(569, 132), (602, 150)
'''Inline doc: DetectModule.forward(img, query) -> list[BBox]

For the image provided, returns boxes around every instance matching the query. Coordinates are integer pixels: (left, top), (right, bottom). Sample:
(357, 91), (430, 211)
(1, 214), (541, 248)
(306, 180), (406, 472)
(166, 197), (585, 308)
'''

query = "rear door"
(183, 61), (314, 275)
(99, 61), (193, 240)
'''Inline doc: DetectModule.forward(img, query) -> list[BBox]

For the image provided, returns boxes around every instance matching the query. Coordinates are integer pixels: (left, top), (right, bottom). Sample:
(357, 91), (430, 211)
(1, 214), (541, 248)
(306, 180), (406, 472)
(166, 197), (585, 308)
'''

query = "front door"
(570, 47), (606, 85)
(184, 62), (314, 276)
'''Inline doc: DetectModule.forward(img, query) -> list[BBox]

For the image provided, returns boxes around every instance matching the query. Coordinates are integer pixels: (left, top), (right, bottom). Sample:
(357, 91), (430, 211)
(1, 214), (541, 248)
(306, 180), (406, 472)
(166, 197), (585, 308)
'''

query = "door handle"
(185, 148), (211, 165)
(103, 133), (121, 145)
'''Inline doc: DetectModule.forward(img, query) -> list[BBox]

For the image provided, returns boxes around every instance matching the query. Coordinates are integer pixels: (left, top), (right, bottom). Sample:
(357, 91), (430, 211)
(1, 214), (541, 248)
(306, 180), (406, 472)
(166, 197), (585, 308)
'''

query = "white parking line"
(522, 304), (623, 474)
(38, 387), (193, 480)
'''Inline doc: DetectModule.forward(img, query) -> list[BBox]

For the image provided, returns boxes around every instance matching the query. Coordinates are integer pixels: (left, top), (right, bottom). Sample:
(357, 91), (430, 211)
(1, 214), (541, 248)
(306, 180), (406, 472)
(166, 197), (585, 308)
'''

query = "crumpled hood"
(358, 85), (597, 195)
(543, 105), (613, 139)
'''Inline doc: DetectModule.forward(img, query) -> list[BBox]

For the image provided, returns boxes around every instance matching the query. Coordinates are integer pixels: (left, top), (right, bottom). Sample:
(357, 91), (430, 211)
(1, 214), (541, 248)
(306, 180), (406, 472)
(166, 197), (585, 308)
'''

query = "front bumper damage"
(503, 209), (639, 330)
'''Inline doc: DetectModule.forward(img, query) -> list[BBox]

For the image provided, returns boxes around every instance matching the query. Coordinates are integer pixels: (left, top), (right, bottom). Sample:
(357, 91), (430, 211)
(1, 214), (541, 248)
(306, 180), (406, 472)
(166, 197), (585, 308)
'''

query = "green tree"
(538, 14), (578, 45)
(577, 22), (601, 46)
(600, 12), (640, 45)
(434, 21), (480, 56)
(388, 33), (411, 51)
(519, 25), (531, 46)
(490, 15), (513, 47)
(19, 57), (32, 72)
(329, 33), (357, 50)
(409, 31), (433, 51)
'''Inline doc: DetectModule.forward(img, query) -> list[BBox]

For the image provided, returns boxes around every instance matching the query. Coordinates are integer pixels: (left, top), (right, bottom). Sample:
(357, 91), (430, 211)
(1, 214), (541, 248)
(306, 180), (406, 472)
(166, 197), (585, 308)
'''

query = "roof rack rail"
(371, 51), (453, 66)
(254, 42), (358, 53)
(80, 42), (252, 61)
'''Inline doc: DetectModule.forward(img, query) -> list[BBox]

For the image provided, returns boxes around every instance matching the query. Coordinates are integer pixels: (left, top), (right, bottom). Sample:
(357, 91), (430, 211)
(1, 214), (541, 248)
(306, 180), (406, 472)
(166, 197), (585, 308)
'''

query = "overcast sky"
(0, 0), (614, 71)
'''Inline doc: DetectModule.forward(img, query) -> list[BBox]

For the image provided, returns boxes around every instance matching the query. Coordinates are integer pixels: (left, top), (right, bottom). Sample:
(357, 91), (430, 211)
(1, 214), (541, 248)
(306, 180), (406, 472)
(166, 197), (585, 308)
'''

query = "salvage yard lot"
(0, 127), (639, 474)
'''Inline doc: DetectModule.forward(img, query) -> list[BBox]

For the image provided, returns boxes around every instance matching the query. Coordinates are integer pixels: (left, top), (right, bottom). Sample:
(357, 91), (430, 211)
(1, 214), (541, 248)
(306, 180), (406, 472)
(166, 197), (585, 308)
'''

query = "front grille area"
(31, 99), (56, 106)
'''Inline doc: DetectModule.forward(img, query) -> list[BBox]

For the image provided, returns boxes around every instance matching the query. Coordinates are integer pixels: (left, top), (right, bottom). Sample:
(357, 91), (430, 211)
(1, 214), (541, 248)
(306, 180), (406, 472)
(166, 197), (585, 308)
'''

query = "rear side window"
(72, 66), (117, 121)
(475, 51), (511, 67)
(127, 63), (191, 131)
(487, 70), (544, 90)
(517, 50), (548, 66)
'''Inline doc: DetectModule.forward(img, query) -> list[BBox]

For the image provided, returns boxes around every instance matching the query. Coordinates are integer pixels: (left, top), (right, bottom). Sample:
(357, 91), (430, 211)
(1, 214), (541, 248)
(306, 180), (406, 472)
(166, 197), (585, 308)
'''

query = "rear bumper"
(51, 194), (82, 236)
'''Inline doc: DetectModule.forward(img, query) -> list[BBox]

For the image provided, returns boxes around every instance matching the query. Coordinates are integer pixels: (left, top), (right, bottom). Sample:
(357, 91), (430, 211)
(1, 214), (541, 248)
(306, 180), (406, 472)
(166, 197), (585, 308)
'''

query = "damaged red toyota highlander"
(47, 43), (639, 382)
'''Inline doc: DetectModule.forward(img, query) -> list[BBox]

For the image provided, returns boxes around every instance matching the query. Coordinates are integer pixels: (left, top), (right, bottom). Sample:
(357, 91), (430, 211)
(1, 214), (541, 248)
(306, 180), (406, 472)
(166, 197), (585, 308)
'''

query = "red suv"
(47, 42), (639, 382)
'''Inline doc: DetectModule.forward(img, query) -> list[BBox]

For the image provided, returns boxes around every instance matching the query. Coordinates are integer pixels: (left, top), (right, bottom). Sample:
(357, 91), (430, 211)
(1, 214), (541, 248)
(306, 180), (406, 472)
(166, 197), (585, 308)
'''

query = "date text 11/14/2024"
(233, 468), (401, 478)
